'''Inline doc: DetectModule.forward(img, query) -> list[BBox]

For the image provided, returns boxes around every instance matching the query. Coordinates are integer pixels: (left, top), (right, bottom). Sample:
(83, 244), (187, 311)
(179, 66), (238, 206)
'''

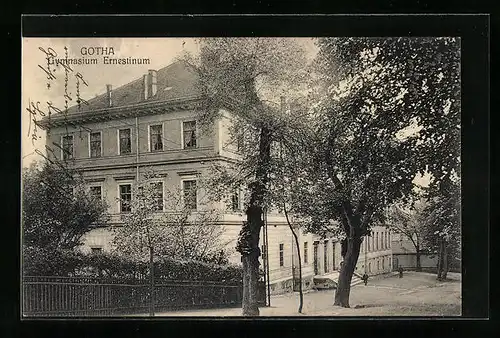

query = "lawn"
(149, 271), (461, 317)
(271, 271), (462, 316)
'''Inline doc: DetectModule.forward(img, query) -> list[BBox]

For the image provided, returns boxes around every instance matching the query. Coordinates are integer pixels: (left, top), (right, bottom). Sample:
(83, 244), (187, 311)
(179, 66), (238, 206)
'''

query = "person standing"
(398, 266), (404, 278)
(362, 273), (369, 286)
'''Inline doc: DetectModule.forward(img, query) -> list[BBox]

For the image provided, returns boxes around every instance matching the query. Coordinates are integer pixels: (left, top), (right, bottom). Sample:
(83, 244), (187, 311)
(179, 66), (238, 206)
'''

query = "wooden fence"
(22, 276), (266, 317)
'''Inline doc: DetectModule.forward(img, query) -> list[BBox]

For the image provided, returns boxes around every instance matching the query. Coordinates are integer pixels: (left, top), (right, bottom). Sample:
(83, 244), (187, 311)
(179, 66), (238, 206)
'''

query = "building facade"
(38, 61), (390, 294)
(391, 232), (438, 271)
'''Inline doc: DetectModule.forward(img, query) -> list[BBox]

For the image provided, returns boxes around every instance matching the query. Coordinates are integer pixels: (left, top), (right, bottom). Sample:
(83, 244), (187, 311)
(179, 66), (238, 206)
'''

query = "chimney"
(106, 84), (112, 107)
(142, 74), (148, 100)
(147, 69), (157, 98)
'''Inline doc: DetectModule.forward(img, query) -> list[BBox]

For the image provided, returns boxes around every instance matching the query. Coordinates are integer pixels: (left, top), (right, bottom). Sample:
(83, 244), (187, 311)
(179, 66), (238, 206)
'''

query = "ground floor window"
(332, 242), (336, 270)
(324, 241), (329, 273)
(313, 243), (319, 275)
(279, 243), (284, 267)
(119, 184), (132, 213)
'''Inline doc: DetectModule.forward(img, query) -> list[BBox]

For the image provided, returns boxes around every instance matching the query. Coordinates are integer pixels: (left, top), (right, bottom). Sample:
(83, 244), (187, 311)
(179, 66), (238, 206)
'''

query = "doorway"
(313, 242), (319, 275)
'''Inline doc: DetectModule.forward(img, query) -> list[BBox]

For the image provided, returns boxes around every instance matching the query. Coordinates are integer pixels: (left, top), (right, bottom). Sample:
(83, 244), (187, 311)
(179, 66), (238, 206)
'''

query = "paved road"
(135, 271), (461, 317)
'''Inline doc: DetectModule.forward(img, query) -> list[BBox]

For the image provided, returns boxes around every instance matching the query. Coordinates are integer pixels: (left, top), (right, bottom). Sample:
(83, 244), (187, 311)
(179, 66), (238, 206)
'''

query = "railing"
(22, 276), (266, 317)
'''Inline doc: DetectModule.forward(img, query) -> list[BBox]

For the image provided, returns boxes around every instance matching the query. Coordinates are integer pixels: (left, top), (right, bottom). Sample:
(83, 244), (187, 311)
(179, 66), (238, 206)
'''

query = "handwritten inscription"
(38, 47), (57, 88)
(29, 46), (91, 148)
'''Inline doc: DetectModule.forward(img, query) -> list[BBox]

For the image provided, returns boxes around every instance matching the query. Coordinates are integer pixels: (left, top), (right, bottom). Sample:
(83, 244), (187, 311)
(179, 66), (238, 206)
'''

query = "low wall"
(268, 274), (315, 295)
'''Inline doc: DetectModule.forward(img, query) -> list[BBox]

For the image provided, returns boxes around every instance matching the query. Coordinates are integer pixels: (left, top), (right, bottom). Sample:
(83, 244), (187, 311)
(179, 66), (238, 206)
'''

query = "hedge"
(23, 247), (246, 284)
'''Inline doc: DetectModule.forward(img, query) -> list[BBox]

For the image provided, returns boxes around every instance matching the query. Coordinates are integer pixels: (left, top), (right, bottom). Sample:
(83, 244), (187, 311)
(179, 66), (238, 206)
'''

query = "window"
(119, 184), (132, 213)
(119, 129), (131, 154)
(91, 247), (103, 255)
(313, 243), (319, 275)
(368, 236), (371, 252)
(183, 121), (197, 149)
(332, 242), (336, 269)
(62, 135), (74, 160)
(152, 182), (164, 211)
(279, 243), (284, 267)
(377, 260), (380, 271)
(369, 262), (372, 273)
(324, 241), (329, 273)
(375, 232), (379, 251)
(150, 124), (163, 151)
(382, 257), (385, 270)
(261, 245), (266, 260)
(89, 132), (102, 158)
(231, 190), (240, 211)
(89, 186), (102, 201)
(303, 242), (308, 264)
(182, 180), (197, 210)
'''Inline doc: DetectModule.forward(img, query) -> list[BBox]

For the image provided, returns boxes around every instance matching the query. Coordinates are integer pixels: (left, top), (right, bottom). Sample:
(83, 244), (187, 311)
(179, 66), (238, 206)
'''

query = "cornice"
(36, 95), (203, 130)
(113, 175), (136, 181)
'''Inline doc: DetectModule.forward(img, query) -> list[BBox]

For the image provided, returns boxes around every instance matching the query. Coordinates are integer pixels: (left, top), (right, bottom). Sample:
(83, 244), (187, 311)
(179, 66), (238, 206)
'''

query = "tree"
(111, 170), (227, 315)
(112, 172), (227, 263)
(182, 38), (310, 316)
(421, 180), (461, 280)
(22, 160), (109, 253)
(289, 37), (460, 308)
(387, 200), (428, 271)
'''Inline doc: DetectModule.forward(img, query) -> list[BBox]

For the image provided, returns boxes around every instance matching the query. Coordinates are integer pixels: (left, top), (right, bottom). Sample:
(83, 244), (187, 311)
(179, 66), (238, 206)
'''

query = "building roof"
(68, 60), (200, 114)
(38, 60), (203, 129)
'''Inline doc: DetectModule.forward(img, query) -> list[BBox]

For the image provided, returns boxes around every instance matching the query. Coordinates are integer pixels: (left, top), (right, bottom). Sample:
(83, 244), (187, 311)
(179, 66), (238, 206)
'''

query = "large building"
(38, 60), (391, 293)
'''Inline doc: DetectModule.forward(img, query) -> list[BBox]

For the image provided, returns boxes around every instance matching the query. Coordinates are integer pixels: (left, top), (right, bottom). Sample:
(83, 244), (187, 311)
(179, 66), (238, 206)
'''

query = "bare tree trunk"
(415, 245), (422, 272)
(334, 236), (362, 308)
(241, 253), (260, 315)
(284, 206), (303, 313)
(149, 246), (154, 317)
(442, 241), (449, 280)
(238, 125), (271, 316)
(436, 238), (444, 280)
(240, 207), (262, 316)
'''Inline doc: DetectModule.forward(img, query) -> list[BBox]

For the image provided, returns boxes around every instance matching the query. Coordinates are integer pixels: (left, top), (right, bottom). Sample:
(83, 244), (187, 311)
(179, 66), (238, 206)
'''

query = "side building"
(390, 232), (438, 272)
(37, 60), (391, 294)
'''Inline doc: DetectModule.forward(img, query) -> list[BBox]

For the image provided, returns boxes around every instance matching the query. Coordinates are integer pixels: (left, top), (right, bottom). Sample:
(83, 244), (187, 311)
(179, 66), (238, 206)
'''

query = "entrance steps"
(313, 271), (364, 290)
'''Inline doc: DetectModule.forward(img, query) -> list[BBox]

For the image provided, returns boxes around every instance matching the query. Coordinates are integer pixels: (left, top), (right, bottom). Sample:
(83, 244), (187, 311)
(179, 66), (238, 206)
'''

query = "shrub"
(23, 249), (243, 284)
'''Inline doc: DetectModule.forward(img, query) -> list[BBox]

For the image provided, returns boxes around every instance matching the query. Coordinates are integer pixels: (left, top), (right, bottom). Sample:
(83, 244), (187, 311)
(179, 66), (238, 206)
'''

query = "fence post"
(149, 247), (155, 317)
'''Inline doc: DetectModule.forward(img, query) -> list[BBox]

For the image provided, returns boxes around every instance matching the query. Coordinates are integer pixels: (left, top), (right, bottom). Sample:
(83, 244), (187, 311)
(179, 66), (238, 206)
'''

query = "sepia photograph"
(21, 35), (462, 318)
